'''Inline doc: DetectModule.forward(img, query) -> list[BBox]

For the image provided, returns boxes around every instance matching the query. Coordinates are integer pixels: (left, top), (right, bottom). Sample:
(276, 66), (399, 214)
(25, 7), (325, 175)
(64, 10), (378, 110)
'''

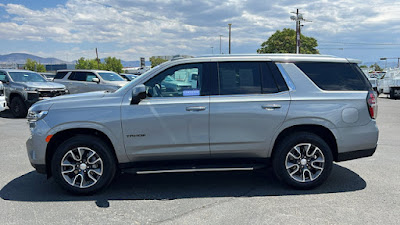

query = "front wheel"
(272, 132), (333, 189)
(10, 96), (27, 118)
(51, 135), (117, 195)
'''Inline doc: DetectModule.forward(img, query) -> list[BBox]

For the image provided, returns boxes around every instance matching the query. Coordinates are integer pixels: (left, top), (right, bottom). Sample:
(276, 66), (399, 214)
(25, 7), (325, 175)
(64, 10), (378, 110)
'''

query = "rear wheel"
(10, 96), (27, 118)
(272, 132), (333, 189)
(51, 135), (117, 195)
(390, 88), (394, 99)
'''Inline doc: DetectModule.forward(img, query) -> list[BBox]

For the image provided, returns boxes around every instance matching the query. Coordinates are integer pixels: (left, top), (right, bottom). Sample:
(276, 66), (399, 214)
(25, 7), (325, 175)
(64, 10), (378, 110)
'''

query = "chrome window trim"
(276, 63), (296, 91)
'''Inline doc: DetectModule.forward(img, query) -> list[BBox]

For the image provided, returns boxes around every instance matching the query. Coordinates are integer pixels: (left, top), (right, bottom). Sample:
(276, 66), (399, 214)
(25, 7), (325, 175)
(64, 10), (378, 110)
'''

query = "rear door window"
(217, 62), (283, 95)
(295, 62), (370, 91)
(54, 71), (68, 79)
(68, 72), (92, 81)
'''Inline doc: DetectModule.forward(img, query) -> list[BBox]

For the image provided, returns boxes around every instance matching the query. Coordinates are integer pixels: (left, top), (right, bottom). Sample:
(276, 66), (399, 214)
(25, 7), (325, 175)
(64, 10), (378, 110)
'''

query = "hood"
(21, 82), (66, 89)
(29, 91), (106, 112)
(104, 81), (129, 87)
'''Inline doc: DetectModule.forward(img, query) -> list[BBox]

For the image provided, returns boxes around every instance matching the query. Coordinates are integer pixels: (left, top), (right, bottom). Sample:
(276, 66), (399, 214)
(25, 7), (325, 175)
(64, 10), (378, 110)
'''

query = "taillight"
(367, 91), (377, 119)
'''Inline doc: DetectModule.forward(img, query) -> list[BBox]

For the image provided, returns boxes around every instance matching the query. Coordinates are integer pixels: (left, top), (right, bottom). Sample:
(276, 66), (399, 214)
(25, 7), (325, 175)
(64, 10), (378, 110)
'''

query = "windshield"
(9, 72), (47, 82)
(98, 72), (125, 81)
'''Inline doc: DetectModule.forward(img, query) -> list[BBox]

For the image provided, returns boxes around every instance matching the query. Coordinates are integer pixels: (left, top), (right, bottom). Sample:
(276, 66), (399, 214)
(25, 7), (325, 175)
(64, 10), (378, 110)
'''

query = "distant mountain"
(0, 53), (67, 64)
(120, 60), (151, 67)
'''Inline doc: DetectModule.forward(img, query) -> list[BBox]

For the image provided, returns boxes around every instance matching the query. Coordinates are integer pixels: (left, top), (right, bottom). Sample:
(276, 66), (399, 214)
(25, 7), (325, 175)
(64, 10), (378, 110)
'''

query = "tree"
(370, 63), (383, 71)
(24, 58), (46, 72)
(150, 56), (168, 68)
(359, 65), (368, 68)
(257, 28), (319, 54)
(103, 57), (123, 73)
(75, 57), (123, 73)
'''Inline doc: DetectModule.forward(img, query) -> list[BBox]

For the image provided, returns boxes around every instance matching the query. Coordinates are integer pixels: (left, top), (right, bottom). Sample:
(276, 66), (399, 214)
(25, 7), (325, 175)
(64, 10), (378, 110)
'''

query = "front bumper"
(0, 96), (6, 112)
(26, 119), (51, 171)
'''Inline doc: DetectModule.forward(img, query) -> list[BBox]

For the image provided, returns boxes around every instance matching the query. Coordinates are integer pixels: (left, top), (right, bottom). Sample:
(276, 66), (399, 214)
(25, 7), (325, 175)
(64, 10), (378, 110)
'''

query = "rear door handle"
(262, 104), (281, 110)
(186, 106), (206, 112)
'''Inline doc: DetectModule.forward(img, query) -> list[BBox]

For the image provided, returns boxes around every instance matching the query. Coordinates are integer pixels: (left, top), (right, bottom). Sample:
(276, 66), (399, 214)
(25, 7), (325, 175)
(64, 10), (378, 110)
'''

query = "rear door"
(209, 61), (291, 158)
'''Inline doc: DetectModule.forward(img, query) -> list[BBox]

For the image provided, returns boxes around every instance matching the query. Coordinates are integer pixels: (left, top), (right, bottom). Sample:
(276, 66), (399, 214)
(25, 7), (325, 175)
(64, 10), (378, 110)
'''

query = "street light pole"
(290, 9), (311, 54)
(219, 35), (223, 54)
(228, 24), (232, 54)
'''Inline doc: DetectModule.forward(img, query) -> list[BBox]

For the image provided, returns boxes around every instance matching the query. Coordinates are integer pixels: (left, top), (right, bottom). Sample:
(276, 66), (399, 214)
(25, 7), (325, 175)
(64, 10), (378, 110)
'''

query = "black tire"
(272, 132), (333, 189)
(51, 135), (117, 195)
(10, 96), (27, 118)
(389, 88), (394, 99)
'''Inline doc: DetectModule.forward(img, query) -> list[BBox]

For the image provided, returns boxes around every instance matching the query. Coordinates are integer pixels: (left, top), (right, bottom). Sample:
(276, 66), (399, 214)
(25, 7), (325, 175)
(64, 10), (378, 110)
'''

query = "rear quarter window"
(54, 71), (69, 79)
(295, 62), (370, 91)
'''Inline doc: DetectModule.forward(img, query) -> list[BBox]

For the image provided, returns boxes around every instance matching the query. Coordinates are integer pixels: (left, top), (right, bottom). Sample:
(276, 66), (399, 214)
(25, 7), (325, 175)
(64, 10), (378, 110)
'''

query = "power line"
(319, 41), (400, 46)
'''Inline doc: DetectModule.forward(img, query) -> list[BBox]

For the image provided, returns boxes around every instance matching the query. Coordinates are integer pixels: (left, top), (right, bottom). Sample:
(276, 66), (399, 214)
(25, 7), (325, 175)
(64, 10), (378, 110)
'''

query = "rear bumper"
(337, 147), (376, 162)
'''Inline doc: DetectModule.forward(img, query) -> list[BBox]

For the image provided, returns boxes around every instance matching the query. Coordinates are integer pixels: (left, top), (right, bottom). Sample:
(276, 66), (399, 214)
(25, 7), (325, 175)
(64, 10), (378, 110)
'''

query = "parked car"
(361, 69), (378, 92)
(53, 70), (129, 94)
(26, 54), (378, 195)
(377, 68), (400, 99)
(120, 73), (138, 81)
(0, 81), (6, 112)
(0, 69), (68, 117)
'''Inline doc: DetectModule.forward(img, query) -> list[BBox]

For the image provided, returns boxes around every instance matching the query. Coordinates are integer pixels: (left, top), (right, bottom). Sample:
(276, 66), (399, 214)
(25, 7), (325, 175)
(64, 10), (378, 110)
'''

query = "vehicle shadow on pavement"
(0, 164), (366, 208)
(0, 109), (21, 119)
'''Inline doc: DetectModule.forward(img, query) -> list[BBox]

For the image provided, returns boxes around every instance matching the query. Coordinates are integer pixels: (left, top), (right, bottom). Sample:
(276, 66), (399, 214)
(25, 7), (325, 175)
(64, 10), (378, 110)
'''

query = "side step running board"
(135, 167), (254, 174)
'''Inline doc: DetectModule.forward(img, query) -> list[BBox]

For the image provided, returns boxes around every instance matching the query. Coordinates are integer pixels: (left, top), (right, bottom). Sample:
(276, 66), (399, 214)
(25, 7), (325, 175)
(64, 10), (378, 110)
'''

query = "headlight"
(24, 87), (37, 91)
(27, 110), (48, 122)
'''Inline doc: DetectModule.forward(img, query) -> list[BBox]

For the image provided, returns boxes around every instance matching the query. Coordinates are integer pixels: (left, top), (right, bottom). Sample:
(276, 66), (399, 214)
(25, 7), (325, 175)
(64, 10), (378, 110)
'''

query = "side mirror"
(92, 77), (100, 83)
(131, 84), (146, 104)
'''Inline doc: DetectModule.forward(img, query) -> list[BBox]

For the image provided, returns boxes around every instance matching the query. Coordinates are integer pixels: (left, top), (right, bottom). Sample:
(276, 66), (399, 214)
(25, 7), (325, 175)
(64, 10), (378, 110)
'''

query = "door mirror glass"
(92, 77), (100, 83)
(131, 84), (146, 104)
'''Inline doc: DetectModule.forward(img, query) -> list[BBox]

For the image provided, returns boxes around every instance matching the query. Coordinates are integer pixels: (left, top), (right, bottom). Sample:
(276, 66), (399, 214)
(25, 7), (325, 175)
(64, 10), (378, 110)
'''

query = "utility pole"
(219, 35), (223, 54)
(290, 9), (311, 54)
(211, 47), (214, 54)
(228, 24), (232, 54)
(95, 48), (100, 69)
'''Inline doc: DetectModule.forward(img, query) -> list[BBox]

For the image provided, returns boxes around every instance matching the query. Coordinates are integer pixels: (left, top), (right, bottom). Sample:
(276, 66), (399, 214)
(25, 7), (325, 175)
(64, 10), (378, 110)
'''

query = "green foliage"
(359, 65), (368, 68)
(370, 63), (383, 71)
(24, 58), (46, 72)
(150, 56), (168, 68)
(257, 28), (319, 54)
(103, 57), (123, 73)
(75, 57), (123, 73)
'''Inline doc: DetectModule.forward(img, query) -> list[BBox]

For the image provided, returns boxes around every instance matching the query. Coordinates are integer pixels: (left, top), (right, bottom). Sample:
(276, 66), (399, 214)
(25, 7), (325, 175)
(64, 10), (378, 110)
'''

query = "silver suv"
(53, 70), (129, 94)
(0, 69), (68, 117)
(26, 54), (379, 194)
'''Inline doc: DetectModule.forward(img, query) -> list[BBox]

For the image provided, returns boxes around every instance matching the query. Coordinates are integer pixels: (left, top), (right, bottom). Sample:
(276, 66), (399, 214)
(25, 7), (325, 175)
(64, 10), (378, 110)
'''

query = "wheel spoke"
(285, 143), (325, 183)
(60, 147), (103, 189)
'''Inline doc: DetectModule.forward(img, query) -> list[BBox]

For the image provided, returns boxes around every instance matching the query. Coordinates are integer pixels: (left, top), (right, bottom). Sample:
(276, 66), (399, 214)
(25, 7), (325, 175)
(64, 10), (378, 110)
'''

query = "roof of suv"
(176, 54), (361, 64)
(56, 69), (117, 73)
(0, 69), (38, 73)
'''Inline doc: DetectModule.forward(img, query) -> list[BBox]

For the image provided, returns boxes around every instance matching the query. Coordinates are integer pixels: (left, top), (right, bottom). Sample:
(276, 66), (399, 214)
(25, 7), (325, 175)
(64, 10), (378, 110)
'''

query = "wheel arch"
(9, 92), (23, 104)
(271, 124), (338, 162)
(45, 128), (118, 177)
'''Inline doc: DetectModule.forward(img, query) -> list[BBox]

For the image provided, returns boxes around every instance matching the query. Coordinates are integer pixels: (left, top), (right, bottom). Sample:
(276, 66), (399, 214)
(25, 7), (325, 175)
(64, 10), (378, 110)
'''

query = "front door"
(121, 63), (211, 161)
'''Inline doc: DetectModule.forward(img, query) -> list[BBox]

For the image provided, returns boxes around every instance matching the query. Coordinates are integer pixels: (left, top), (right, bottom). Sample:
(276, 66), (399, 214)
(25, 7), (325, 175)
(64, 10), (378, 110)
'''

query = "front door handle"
(262, 104), (281, 110)
(186, 106), (206, 112)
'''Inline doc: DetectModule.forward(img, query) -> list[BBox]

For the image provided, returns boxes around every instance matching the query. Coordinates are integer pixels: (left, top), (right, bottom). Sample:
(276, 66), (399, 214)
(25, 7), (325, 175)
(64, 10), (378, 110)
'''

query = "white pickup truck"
(377, 68), (400, 99)
(0, 81), (6, 112)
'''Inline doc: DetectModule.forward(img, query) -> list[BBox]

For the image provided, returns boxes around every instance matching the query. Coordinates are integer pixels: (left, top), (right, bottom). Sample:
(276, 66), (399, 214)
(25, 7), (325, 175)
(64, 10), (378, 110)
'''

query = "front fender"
(47, 121), (130, 163)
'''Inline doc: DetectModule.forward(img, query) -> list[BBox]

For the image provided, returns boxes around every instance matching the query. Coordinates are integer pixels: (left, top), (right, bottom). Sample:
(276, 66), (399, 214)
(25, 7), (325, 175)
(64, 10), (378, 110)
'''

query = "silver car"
(53, 70), (129, 94)
(26, 54), (379, 194)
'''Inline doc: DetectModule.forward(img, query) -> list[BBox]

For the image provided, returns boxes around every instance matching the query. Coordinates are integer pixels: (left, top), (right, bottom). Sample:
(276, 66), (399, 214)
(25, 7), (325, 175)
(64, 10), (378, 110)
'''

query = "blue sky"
(1, 0), (400, 65)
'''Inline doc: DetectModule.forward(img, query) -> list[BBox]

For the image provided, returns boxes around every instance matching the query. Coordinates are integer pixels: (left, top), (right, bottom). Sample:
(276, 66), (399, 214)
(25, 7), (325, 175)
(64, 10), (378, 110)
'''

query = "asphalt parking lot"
(0, 96), (399, 225)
